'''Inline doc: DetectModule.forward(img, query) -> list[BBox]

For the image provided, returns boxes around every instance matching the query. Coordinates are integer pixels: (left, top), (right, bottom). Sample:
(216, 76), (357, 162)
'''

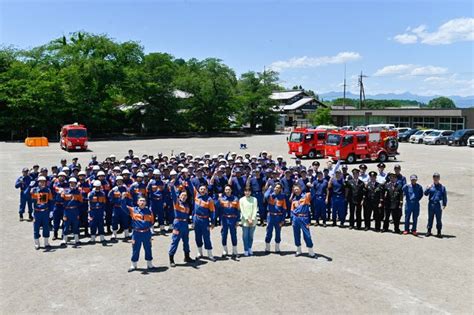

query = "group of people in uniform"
(16, 149), (448, 271)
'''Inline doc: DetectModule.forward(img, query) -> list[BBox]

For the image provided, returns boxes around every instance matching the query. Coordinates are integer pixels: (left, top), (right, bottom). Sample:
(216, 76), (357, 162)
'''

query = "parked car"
(395, 127), (410, 134)
(423, 130), (454, 145)
(447, 129), (474, 146)
(409, 129), (434, 144)
(398, 128), (419, 142)
(469, 135), (474, 147)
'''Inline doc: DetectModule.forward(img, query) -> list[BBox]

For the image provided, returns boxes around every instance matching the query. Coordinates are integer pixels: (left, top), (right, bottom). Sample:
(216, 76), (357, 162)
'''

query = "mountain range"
(318, 91), (474, 108)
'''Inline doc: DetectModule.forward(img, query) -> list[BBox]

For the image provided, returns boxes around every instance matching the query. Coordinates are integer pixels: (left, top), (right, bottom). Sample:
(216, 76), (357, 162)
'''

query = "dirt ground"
(0, 135), (472, 314)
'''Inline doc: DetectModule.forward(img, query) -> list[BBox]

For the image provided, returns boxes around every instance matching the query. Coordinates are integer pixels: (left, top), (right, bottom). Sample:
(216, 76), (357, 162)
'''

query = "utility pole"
(358, 71), (367, 109)
(343, 64), (347, 110)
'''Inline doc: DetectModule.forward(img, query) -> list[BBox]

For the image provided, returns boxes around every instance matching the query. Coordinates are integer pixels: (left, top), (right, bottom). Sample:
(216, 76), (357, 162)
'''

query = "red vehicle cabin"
(287, 128), (335, 158)
(60, 123), (88, 151)
(324, 129), (398, 163)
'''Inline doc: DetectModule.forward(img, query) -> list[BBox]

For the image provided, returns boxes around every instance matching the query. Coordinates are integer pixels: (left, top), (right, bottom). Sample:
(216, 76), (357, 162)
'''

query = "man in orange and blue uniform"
(290, 184), (316, 257)
(88, 180), (107, 243)
(30, 176), (53, 249)
(192, 182), (216, 261)
(264, 183), (287, 253)
(168, 181), (195, 267)
(60, 177), (83, 246)
(78, 171), (91, 237)
(123, 196), (156, 271)
(217, 185), (240, 258)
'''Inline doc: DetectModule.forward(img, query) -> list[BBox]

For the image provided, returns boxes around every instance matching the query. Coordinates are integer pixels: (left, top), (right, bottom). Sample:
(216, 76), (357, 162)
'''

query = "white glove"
(49, 212), (53, 219)
(113, 186), (119, 192)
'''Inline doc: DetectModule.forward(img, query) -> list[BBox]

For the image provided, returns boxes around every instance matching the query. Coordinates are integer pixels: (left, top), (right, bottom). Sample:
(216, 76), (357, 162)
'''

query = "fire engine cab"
(324, 129), (398, 163)
(60, 123), (88, 151)
(287, 126), (338, 159)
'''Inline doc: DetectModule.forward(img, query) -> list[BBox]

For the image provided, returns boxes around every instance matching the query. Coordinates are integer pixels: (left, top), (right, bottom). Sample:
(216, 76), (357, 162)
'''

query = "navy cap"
(369, 171), (377, 177)
(433, 172), (440, 177)
(377, 162), (386, 168)
(22, 167), (29, 172)
(410, 174), (418, 180)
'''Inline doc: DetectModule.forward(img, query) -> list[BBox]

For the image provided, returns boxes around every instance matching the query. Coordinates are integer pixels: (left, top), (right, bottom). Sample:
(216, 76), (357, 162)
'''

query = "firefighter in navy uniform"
(346, 168), (366, 230)
(382, 173), (404, 234)
(363, 171), (384, 231)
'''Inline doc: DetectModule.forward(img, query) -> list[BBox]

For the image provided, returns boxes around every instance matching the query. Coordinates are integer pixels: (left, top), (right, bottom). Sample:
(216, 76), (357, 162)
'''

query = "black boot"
(53, 230), (58, 240)
(436, 230), (442, 238)
(107, 225), (112, 235)
(19, 213), (24, 222)
(184, 252), (195, 263)
(28, 213), (33, 221)
(84, 227), (90, 237)
(426, 229), (432, 237)
(169, 255), (176, 267)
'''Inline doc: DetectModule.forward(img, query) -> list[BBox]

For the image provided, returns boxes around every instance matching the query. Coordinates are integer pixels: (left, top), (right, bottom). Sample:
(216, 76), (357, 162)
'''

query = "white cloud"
(269, 51), (361, 71)
(393, 17), (474, 45)
(421, 74), (474, 96)
(374, 64), (448, 77)
(393, 33), (418, 44)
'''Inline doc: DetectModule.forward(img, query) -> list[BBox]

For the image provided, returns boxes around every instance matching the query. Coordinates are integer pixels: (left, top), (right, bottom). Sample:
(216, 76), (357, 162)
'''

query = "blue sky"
(1, 0), (473, 96)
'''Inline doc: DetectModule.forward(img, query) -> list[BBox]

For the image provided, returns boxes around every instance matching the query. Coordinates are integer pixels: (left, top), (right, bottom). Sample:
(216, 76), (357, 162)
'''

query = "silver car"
(423, 130), (454, 145)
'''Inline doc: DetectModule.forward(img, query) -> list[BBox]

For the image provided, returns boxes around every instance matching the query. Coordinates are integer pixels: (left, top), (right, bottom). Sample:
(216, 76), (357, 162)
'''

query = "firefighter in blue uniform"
(30, 176), (53, 249)
(109, 176), (130, 240)
(192, 181), (217, 261)
(209, 167), (227, 226)
(168, 179), (195, 267)
(147, 169), (167, 233)
(328, 170), (346, 227)
(248, 168), (266, 226)
(264, 183), (287, 253)
(78, 171), (91, 237)
(124, 196), (156, 271)
(290, 184), (316, 257)
(424, 172), (447, 238)
(402, 174), (423, 235)
(88, 180), (107, 244)
(60, 177), (83, 246)
(309, 171), (328, 227)
(15, 167), (33, 221)
(217, 185), (240, 258)
(52, 172), (68, 239)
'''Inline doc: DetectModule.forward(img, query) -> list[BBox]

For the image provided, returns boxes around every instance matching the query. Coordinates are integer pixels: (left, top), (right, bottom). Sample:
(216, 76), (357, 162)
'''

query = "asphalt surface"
(0, 135), (473, 314)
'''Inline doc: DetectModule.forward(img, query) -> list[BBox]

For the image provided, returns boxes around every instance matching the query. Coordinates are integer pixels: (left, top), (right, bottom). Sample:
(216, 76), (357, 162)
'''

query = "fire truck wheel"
(346, 154), (356, 164)
(378, 152), (388, 162)
(307, 150), (317, 159)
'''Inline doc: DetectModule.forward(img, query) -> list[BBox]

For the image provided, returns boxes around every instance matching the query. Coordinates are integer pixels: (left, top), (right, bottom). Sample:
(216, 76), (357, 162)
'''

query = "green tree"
(309, 107), (333, 126)
(235, 70), (280, 132)
(428, 96), (456, 108)
(175, 58), (237, 132)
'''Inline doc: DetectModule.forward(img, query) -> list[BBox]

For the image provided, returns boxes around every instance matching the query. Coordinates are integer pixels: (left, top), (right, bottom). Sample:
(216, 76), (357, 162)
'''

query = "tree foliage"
(427, 96), (456, 109)
(309, 107), (333, 126)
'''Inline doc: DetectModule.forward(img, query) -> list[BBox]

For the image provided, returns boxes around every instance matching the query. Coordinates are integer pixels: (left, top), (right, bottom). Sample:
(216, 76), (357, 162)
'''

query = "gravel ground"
(0, 135), (472, 314)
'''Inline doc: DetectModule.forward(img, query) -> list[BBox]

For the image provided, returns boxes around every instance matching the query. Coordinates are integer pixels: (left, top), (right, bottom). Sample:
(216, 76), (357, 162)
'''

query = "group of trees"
(0, 32), (281, 140)
(0, 31), (459, 140)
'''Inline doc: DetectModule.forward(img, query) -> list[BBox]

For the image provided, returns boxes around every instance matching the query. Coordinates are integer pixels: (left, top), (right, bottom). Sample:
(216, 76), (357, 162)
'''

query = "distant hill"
(319, 91), (474, 108)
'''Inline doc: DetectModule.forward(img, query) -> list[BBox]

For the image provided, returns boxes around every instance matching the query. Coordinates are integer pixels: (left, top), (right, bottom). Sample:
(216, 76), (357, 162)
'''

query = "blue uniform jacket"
(30, 187), (54, 212)
(402, 183), (423, 203)
(424, 184), (447, 207)
(291, 193), (312, 217)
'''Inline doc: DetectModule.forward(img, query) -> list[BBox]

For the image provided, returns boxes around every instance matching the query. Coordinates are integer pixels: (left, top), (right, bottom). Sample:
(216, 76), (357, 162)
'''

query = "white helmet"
(93, 180), (102, 187)
(69, 177), (77, 183)
(58, 172), (67, 177)
(170, 170), (177, 176)
(122, 169), (130, 175)
(145, 159), (152, 164)
(38, 176), (47, 181)
(78, 171), (86, 176)
(97, 171), (105, 176)
(136, 172), (144, 178)
(181, 168), (189, 173)
(109, 154), (116, 158)
(92, 165), (100, 171)
(153, 169), (161, 175)
(116, 176), (124, 181)
(126, 159), (132, 164)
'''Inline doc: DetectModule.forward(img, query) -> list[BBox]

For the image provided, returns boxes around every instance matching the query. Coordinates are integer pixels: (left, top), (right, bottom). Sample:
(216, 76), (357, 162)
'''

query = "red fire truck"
(60, 123), (88, 151)
(287, 126), (338, 158)
(324, 129), (399, 163)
